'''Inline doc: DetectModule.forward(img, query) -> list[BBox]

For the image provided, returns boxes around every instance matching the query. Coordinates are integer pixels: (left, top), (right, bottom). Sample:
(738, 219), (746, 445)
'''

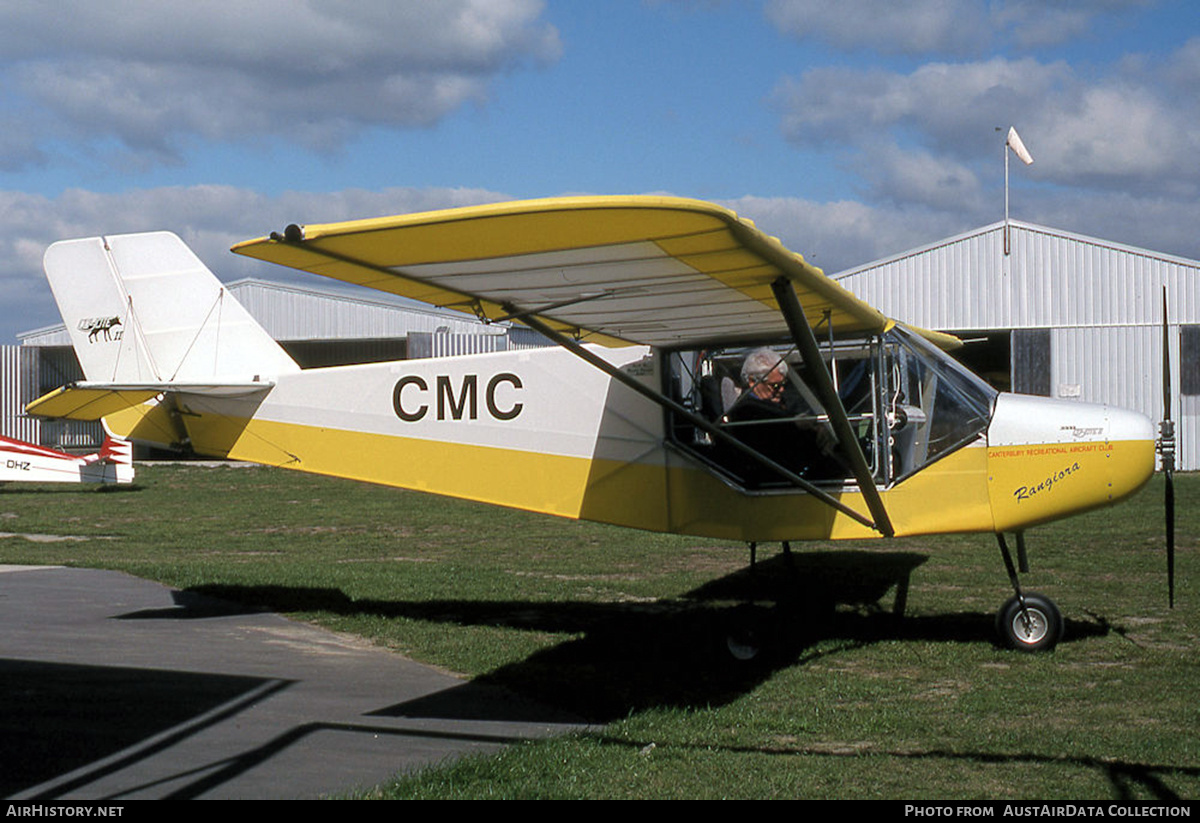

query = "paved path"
(0, 565), (585, 799)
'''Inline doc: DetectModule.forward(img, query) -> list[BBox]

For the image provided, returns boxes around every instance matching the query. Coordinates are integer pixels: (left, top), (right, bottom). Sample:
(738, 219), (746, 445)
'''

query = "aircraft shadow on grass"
(181, 549), (1111, 723)
(3, 553), (1180, 801)
(166, 552), (1200, 800)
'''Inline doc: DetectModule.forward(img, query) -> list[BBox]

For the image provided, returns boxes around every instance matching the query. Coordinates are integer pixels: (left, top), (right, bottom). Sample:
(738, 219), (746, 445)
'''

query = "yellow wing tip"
(909, 324), (964, 350)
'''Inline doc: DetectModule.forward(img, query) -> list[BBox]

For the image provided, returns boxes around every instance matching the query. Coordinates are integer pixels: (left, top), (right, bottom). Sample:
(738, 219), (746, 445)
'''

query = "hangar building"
(834, 219), (1199, 470)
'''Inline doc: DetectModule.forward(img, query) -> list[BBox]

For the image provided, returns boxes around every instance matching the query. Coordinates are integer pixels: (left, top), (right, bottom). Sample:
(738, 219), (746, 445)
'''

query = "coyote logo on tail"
(79, 316), (123, 343)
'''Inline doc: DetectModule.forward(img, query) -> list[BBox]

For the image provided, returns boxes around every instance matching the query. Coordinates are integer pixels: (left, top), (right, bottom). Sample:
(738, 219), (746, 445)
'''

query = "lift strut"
(514, 307), (886, 533)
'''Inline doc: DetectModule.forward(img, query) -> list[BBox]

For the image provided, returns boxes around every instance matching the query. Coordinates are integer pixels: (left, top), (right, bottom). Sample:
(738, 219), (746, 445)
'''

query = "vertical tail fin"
(43, 232), (298, 384)
(99, 435), (133, 466)
(96, 435), (135, 484)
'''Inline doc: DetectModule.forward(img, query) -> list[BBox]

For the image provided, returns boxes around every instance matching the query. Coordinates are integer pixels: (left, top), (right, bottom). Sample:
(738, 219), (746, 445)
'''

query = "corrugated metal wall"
(1054, 325), (1195, 472)
(835, 220), (1200, 468)
(836, 221), (1200, 331)
(0, 345), (101, 447)
(408, 330), (510, 359)
(1183, 397), (1200, 476)
(1052, 326), (1159, 414)
(1, 345), (39, 442)
(228, 279), (491, 340)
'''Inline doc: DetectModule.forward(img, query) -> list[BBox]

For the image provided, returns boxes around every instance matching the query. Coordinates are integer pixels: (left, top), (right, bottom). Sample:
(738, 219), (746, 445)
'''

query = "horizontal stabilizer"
(26, 381), (274, 421)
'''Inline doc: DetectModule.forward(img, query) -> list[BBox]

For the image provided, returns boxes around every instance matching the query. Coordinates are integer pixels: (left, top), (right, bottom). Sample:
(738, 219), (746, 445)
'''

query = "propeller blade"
(1163, 288), (1172, 422)
(1161, 286), (1176, 608)
(1167, 465), (1175, 608)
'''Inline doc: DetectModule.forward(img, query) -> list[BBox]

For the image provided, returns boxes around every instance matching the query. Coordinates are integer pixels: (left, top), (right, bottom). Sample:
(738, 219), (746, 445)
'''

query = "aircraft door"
(667, 338), (890, 490)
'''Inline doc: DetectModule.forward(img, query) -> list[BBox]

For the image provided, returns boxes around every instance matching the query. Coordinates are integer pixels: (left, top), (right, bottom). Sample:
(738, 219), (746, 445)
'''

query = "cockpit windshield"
(666, 325), (996, 490)
(883, 325), (997, 481)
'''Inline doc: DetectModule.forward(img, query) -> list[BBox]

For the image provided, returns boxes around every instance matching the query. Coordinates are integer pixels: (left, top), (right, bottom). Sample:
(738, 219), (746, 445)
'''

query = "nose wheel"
(994, 534), (1063, 651)
(996, 591), (1062, 651)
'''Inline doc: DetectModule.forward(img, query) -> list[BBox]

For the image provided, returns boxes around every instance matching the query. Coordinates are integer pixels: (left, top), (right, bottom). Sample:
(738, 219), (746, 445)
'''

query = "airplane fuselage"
(104, 341), (1155, 542)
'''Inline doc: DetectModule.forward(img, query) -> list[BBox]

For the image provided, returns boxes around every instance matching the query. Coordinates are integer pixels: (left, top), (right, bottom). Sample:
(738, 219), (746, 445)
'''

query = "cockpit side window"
(668, 340), (882, 490)
(666, 327), (995, 491)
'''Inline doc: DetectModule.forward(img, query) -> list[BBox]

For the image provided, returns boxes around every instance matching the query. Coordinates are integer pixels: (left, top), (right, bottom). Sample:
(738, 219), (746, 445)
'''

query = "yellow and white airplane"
(26, 196), (1168, 652)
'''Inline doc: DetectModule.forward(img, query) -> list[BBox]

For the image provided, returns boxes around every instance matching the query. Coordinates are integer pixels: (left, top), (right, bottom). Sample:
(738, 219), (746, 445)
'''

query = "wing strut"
(770, 278), (894, 538)
(513, 306), (884, 533)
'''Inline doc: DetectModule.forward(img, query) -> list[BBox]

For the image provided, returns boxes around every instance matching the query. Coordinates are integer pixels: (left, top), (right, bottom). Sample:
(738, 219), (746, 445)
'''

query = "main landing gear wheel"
(995, 592), (1062, 652)
(725, 605), (771, 662)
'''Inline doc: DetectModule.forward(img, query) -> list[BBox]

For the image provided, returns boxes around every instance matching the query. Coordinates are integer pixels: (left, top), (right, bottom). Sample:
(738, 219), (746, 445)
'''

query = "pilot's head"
(742, 348), (787, 402)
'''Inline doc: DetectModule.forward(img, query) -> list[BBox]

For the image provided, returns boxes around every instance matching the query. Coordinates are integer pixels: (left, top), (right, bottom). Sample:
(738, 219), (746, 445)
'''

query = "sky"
(2, 0), (1199, 343)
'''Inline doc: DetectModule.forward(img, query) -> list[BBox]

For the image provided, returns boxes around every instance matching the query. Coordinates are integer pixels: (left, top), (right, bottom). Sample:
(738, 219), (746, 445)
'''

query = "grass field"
(1, 464), (1196, 799)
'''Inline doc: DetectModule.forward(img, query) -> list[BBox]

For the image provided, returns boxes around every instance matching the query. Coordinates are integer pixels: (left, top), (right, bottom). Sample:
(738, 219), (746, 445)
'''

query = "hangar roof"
(833, 220), (1200, 331)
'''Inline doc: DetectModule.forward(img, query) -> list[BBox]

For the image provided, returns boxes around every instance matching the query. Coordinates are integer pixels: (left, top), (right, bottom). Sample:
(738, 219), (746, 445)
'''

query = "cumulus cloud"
(774, 58), (1070, 153)
(991, 0), (1153, 50)
(765, 0), (1150, 55)
(0, 184), (510, 341)
(765, 0), (990, 56)
(773, 45), (1200, 213)
(724, 195), (969, 274)
(0, 0), (560, 163)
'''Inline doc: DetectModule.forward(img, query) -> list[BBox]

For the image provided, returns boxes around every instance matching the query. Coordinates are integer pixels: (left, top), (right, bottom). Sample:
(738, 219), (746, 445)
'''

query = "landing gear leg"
(725, 542), (795, 662)
(781, 540), (797, 575)
(994, 533), (1062, 651)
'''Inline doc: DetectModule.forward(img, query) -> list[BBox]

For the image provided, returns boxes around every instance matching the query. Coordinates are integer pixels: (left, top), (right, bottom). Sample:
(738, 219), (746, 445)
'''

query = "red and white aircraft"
(0, 434), (134, 485)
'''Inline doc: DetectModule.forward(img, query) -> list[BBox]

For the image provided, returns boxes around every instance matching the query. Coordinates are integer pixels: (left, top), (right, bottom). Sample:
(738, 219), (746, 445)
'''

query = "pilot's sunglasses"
(753, 376), (786, 395)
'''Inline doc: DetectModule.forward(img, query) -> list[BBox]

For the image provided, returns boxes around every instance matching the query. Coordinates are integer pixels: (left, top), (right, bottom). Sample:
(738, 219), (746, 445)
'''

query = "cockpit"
(666, 325), (998, 491)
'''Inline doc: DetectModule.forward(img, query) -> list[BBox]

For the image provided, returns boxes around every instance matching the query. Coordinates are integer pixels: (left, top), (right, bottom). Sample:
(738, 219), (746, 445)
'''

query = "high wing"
(232, 196), (948, 349)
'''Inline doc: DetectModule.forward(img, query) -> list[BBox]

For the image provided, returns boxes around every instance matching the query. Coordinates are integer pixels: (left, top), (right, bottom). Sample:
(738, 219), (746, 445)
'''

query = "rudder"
(43, 232), (298, 384)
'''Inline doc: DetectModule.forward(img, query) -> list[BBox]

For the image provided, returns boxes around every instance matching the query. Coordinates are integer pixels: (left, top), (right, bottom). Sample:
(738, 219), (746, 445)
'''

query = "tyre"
(995, 592), (1062, 651)
(725, 605), (772, 662)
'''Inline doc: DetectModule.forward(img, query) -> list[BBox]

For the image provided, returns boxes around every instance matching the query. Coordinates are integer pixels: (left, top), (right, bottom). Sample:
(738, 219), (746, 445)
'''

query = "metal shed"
(834, 219), (1199, 470)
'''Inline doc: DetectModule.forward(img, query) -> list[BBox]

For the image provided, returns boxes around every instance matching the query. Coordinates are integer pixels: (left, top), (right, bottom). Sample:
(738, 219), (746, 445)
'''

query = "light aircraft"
(0, 433), (133, 485)
(25, 196), (1173, 653)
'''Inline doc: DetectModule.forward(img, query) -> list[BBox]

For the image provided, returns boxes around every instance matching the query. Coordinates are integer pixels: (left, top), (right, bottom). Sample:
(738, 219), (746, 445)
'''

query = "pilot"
(723, 348), (845, 485)
(741, 347), (791, 407)
(719, 349), (803, 484)
(710, 348), (789, 421)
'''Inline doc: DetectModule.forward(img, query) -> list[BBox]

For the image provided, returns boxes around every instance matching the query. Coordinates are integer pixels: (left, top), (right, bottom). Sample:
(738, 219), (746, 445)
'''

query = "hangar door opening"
(945, 328), (1051, 397)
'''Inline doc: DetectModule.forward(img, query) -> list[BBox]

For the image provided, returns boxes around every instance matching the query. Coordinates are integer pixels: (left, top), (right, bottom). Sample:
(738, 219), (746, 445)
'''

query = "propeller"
(1159, 287), (1176, 608)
